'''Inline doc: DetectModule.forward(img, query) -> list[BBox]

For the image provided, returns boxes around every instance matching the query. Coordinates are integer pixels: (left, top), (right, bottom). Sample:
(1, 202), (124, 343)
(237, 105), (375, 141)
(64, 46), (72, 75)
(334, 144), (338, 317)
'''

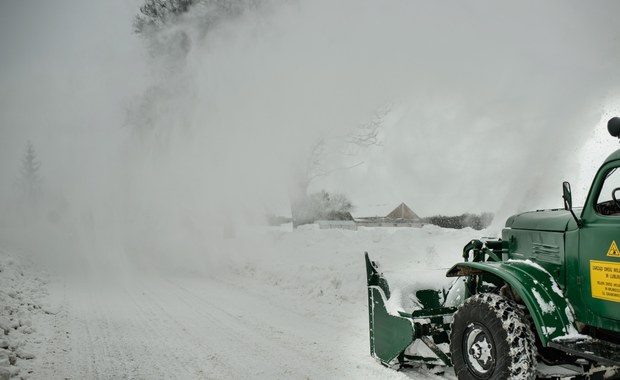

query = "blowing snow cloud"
(1, 0), (620, 271)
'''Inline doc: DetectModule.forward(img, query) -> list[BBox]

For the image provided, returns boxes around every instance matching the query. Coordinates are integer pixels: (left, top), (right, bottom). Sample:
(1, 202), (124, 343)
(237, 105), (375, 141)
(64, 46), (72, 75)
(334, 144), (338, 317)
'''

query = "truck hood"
(505, 209), (580, 232)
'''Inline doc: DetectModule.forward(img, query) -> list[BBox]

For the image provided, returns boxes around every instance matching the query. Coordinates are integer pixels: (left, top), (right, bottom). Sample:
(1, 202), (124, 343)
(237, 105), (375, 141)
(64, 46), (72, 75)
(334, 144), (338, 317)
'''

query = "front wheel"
(450, 293), (537, 380)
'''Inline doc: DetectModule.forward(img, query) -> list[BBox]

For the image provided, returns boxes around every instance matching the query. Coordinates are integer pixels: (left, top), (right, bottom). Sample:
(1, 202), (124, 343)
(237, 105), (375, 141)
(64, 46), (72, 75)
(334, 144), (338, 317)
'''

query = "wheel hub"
(464, 325), (495, 377)
(470, 338), (492, 363)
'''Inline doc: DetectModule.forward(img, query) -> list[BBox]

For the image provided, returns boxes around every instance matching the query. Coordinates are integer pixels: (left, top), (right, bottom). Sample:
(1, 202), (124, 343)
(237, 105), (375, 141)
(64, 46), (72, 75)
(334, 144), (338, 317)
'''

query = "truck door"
(579, 163), (620, 325)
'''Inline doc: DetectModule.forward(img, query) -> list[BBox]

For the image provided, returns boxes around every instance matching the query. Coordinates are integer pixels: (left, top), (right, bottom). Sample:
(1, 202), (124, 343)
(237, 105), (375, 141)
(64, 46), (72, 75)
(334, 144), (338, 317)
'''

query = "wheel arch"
(447, 261), (577, 346)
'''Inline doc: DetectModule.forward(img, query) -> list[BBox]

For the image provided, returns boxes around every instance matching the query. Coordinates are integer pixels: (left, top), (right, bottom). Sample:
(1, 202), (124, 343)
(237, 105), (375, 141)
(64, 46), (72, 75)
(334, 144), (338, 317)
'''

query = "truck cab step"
(548, 338), (620, 367)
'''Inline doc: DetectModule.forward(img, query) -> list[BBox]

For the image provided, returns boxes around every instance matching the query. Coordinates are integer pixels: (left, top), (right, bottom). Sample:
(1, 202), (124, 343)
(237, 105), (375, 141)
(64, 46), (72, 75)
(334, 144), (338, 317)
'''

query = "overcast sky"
(2, 0), (620, 229)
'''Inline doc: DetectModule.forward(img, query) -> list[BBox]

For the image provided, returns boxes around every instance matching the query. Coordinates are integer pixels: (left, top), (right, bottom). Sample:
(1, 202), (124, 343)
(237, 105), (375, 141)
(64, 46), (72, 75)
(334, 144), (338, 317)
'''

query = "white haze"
(2, 0), (620, 274)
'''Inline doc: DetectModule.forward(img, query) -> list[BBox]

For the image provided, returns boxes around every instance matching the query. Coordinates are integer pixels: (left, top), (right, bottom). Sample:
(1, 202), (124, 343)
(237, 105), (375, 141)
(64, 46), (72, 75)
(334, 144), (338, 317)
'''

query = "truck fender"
(446, 260), (577, 346)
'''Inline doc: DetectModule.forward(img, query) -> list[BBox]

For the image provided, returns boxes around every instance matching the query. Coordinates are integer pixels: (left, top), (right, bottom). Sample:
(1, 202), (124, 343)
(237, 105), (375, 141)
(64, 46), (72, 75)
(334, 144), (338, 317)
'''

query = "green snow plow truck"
(366, 117), (620, 379)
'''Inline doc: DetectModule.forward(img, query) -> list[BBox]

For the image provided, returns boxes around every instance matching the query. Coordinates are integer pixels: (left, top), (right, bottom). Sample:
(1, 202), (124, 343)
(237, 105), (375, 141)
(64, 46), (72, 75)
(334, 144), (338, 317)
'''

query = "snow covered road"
(33, 273), (449, 379)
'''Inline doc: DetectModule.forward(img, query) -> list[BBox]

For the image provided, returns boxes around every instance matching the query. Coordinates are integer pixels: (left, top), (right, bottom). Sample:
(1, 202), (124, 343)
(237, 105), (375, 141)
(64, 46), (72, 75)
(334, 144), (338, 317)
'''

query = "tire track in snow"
(119, 275), (329, 378)
(38, 277), (195, 379)
(65, 284), (137, 379)
(140, 278), (314, 379)
(158, 276), (400, 379)
(38, 272), (442, 380)
(126, 280), (235, 379)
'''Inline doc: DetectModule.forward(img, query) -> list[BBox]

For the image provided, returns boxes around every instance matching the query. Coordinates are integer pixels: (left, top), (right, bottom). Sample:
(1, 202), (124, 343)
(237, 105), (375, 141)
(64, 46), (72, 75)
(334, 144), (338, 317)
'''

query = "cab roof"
(604, 148), (620, 165)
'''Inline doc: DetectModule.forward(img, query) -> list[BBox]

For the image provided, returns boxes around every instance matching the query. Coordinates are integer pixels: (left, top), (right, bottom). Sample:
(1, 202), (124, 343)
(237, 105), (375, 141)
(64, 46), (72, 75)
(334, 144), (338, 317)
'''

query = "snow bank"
(0, 248), (53, 379)
(230, 224), (489, 311)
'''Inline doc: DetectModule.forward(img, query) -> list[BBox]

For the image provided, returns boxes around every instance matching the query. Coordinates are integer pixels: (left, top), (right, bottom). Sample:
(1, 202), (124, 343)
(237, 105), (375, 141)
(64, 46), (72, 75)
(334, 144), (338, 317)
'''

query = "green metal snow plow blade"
(366, 254), (415, 364)
(365, 252), (456, 368)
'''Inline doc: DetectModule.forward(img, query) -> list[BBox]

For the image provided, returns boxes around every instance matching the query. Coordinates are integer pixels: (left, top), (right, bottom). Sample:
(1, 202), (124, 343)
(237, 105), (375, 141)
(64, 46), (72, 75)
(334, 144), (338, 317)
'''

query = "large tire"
(450, 293), (537, 380)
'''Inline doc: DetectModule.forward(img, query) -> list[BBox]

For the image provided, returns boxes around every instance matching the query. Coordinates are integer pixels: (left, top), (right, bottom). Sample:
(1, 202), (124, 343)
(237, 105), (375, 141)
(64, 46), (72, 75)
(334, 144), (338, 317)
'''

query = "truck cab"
(502, 137), (620, 337)
(573, 148), (620, 333)
(487, 119), (620, 375)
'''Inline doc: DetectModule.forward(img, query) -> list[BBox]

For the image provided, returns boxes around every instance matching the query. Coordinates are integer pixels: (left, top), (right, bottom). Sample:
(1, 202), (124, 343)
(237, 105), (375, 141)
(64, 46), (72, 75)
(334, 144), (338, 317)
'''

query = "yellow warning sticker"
(608, 241), (620, 257)
(591, 260), (620, 302)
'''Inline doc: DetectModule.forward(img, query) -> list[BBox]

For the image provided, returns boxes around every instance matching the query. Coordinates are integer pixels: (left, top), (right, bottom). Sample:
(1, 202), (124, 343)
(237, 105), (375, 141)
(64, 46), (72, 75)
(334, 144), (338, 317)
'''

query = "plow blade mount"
(365, 252), (455, 367)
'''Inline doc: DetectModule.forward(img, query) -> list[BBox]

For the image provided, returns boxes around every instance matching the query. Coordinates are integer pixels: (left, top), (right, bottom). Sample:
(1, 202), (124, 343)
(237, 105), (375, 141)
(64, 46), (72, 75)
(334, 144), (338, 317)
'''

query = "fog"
(2, 0), (620, 274)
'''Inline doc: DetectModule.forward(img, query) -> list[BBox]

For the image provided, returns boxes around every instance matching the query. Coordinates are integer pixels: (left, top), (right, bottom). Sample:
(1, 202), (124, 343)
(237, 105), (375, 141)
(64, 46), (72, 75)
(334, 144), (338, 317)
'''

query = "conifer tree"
(19, 141), (41, 201)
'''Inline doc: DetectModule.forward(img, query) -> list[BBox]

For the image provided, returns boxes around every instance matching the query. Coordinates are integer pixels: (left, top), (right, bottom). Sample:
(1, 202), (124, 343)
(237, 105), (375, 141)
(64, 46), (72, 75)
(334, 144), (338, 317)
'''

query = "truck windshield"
(596, 167), (620, 215)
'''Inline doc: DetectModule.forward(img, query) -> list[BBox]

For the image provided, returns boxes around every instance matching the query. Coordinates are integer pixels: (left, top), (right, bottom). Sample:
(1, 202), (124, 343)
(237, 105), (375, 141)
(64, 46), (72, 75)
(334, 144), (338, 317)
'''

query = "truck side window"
(596, 168), (620, 215)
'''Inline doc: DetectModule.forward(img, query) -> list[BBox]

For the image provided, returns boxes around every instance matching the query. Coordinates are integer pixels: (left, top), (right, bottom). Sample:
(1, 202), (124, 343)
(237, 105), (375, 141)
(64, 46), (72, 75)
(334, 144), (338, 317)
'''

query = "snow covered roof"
(352, 202), (422, 221)
(386, 203), (421, 221)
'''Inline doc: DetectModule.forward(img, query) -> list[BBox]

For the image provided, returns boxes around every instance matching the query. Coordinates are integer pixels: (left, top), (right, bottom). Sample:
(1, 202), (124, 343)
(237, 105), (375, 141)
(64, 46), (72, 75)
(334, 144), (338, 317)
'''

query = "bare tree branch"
(302, 103), (391, 190)
(344, 103), (390, 147)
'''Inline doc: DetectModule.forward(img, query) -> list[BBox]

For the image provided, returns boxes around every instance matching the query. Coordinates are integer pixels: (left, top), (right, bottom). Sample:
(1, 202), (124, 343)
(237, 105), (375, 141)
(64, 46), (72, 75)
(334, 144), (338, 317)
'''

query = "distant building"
(355, 202), (424, 227)
(316, 220), (358, 230)
(386, 203), (422, 222)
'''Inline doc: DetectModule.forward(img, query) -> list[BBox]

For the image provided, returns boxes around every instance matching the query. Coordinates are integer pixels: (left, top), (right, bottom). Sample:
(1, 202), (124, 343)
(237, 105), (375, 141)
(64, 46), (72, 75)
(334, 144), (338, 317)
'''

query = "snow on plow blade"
(365, 252), (455, 368)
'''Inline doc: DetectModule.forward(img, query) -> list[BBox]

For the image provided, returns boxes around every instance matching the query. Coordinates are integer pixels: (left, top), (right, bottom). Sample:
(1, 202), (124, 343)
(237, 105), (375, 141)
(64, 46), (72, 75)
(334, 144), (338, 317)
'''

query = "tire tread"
(450, 293), (537, 380)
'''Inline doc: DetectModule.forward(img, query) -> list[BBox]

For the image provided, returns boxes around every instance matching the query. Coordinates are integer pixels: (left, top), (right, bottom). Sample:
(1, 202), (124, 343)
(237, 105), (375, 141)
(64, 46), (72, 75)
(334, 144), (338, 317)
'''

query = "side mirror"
(562, 181), (572, 211)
